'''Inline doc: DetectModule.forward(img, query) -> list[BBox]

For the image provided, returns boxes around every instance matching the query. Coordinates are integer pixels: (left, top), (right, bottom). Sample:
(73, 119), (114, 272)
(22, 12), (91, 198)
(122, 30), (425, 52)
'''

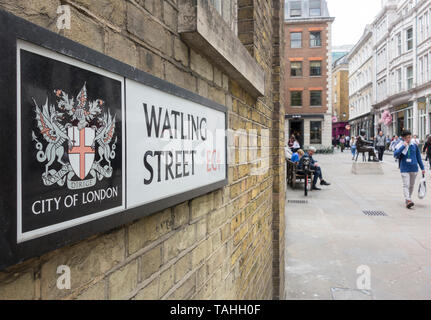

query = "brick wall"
(0, 0), (285, 300)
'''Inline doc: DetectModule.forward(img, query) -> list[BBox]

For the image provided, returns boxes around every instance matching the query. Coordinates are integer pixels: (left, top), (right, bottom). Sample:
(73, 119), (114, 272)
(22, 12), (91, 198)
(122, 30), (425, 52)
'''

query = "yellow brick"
(135, 278), (159, 300)
(159, 267), (174, 297)
(141, 245), (162, 281)
(0, 272), (35, 300)
(109, 260), (138, 300)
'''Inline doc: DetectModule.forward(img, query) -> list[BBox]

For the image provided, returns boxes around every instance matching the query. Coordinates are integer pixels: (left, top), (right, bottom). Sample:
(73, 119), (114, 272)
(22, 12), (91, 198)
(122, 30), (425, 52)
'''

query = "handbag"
(418, 174), (427, 200)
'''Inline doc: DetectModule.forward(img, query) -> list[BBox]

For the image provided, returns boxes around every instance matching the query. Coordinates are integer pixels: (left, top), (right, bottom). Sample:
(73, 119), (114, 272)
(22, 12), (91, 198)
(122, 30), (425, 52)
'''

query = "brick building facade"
(0, 0), (286, 300)
(284, 0), (334, 149)
(332, 55), (350, 139)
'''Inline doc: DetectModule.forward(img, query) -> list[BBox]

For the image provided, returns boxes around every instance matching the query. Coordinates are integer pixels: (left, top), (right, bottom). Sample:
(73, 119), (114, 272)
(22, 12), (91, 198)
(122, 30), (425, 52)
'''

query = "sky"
(327, 0), (384, 47)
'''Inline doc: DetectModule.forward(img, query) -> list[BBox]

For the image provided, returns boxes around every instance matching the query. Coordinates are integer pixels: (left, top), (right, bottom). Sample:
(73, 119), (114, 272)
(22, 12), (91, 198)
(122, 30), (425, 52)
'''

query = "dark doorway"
(289, 119), (304, 148)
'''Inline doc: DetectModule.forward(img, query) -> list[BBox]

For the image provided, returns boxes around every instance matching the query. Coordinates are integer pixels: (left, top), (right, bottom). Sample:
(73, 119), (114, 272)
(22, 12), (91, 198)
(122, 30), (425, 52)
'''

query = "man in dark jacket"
(423, 135), (431, 169)
(298, 146), (330, 191)
(375, 131), (386, 161)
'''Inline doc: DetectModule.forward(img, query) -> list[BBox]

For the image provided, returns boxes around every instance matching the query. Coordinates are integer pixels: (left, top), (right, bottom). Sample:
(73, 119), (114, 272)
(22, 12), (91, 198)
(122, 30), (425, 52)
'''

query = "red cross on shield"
(68, 127), (95, 180)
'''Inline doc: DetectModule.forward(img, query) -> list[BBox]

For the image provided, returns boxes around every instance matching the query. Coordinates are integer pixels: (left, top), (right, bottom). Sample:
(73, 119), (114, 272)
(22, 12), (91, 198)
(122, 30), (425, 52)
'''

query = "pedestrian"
(386, 135), (391, 150)
(292, 138), (300, 152)
(394, 130), (426, 209)
(288, 136), (294, 149)
(350, 136), (357, 160)
(375, 130), (386, 161)
(345, 135), (351, 149)
(390, 135), (400, 151)
(423, 135), (431, 170)
(298, 147), (331, 191)
(291, 149), (304, 164)
(412, 134), (420, 145)
(340, 135), (346, 152)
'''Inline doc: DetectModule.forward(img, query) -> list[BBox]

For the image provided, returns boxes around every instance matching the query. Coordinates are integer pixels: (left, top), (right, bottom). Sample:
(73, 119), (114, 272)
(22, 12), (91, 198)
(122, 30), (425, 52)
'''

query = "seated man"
(298, 147), (330, 191)
(356, 129), (379, 162)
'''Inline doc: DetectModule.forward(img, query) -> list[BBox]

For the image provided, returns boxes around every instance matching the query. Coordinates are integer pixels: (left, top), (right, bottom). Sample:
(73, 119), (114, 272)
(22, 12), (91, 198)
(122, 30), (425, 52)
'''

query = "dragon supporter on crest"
(32, 83), (118, 190)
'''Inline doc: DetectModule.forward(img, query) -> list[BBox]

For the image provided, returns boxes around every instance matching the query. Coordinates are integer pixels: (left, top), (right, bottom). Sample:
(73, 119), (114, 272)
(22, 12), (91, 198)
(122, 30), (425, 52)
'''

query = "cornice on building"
(284, 17), (335, 24)
(347, 27), (372, 59)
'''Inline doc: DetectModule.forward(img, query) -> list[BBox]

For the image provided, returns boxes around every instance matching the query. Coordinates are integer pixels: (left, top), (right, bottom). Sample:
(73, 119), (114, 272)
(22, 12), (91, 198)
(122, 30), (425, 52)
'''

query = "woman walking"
(340, 135), (346, 152)
(350, 136), (357, 160)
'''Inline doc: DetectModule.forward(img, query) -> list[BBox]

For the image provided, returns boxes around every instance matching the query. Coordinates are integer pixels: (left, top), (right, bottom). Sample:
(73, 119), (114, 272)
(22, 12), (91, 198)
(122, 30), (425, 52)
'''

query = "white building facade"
(350, 0), (431, 141)
(348, 26), (375, 138)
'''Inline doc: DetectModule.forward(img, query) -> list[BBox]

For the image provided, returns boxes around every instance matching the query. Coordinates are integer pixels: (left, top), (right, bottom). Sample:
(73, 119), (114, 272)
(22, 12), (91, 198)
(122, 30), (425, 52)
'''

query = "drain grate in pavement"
(288, 200), (308, 204)
(362, 210), (387, 216)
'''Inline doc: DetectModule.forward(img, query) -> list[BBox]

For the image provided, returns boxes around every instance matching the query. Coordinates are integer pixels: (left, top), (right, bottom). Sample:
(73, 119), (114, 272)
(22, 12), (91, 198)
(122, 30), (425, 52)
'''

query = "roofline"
(347, 27), (372, 59)
(284, 17), (335, 24)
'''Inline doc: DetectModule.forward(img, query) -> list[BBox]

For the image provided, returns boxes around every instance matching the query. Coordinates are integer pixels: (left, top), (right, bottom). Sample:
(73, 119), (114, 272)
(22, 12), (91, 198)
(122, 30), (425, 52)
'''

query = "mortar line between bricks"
(64, 0), (121, 32)
(128, 0), (178, 35)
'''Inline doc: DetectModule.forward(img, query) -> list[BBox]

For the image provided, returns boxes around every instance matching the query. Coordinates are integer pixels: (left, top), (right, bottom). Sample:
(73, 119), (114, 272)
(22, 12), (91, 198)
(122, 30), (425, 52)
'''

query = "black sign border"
(0, 9), (228, 270)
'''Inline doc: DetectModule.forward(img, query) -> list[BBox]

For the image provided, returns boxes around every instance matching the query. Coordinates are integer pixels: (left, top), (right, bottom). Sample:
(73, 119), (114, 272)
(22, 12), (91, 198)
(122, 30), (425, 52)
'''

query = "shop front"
(348, 113), (374, 139)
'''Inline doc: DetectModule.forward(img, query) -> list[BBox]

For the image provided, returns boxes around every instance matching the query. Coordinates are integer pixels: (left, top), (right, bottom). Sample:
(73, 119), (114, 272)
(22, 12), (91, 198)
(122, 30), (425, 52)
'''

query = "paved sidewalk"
(284, 150), (431, 300)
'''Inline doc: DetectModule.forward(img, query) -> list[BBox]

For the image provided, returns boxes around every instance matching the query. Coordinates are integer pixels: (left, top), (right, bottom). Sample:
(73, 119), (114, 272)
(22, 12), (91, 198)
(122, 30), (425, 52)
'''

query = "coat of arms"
(32, 83), (118, 190)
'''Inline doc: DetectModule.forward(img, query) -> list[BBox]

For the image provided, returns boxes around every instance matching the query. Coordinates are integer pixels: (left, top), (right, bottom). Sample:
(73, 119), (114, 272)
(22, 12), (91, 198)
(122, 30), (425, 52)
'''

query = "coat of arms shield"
(68, 126), (96, 180)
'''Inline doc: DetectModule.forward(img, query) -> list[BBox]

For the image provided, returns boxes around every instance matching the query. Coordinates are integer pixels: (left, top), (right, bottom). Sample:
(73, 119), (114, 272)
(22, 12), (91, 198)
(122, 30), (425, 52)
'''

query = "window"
(419, 108), (426, 141)
(309, 0), (321, 16)
(290, 32), (302, 48)
(310, 61), (322, 76)
(425, 54), (429, 82)
(419, 17), (424, 43)
(406, 27), (413, 51)
(425, 12), (429, 39)
(290, 1), (302, 17)
(406, 108), (413, 131)
(310, 90), (322, 106)
(290, 61), (302, 76)
(420, 57), (424, 84)
(310, 31), (321, 47)
(397, 68), (402, 91)
(406, 66), (413, 89)
(397, 33), (402, 56)
(291, 91), (302, 106)
(310, 121), (322, 144)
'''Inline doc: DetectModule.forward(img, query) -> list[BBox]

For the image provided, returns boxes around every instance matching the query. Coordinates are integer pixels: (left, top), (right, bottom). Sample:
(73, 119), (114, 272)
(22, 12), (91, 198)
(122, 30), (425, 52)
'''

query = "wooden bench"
(286, 159), (314, 189)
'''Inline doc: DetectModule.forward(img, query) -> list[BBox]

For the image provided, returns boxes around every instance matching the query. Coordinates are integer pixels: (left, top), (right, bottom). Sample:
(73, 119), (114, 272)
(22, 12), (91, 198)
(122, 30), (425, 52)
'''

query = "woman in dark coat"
(423, 135), (431, 169)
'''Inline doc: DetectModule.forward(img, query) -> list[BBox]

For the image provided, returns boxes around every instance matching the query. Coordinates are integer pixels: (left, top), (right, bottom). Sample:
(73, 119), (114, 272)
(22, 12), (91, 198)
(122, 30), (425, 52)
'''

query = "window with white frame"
(406, 65), (413, 89)
(419, 57), (424, 85)
(425, 54), (429, 82)
(406, 27), (413, 51)
(419, 16), (424, 43)
(425, 11), (429, 39)
(406, 108), (413, 131)
(290, 1), (302, 17)
(397, 32), (402, 56)
(419, 108), (426, 141)
(397, 68), (402, 92)
(309, 0), (321, 16)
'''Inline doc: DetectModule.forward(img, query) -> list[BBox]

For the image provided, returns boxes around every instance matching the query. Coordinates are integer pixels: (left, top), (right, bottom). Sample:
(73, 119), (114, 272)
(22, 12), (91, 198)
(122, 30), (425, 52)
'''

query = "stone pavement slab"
(284, 150), (431, 300)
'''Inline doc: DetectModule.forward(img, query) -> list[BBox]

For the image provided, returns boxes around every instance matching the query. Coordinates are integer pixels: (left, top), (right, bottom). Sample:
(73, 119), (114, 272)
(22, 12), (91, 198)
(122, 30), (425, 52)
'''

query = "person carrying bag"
(418, 173), (427, 200)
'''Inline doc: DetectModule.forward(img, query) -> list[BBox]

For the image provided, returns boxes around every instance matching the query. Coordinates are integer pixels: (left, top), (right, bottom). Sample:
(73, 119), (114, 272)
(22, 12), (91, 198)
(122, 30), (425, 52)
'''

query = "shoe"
(406, 201), (414, 209)
(320, 180), (331, 186)
(311, 186), (321, 191)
